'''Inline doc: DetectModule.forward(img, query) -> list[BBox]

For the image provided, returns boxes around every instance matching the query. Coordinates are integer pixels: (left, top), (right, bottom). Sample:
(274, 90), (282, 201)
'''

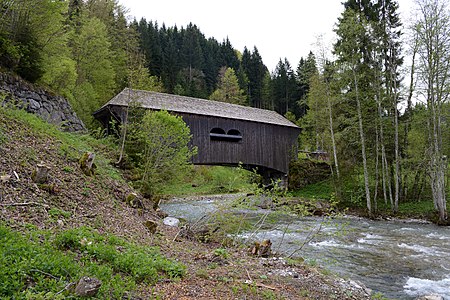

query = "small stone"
(57, 219), (64, 227)
(163, 217), (180, 227)
(74, 276), (101, 297)
(0, 175), (11, 183)
(27, 98), (41, 110)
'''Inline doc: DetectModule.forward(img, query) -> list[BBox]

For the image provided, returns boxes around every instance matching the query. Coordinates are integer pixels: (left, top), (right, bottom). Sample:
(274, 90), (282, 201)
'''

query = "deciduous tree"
(411, 0), (449, 223)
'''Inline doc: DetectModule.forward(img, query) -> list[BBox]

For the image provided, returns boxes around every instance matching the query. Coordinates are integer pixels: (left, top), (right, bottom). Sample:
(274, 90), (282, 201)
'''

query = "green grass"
(377, 200), (436, 218)
(0, 225), (185, 299)
(289, 178), (439, 220)
(161, 165), (255, 196)
(0, 107), (122, 181)
(289, 179), (334, 200)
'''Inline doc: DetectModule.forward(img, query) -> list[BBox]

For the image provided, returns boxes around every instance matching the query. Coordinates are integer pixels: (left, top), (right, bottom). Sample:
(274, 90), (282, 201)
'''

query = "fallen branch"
(255, 282), (277, 291)
(0, 202), (49, 208)
(243, 279), (277, 291)
(55, 282), (76, 295)
(246, 268), (252, 281)
(244, 269), (276, 290)
(79, 213), (98, 218)
(29, 269), (59, 280)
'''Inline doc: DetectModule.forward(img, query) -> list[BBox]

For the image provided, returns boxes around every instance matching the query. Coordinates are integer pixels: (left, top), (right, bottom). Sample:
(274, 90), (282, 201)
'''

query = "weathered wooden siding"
(178, 113), (299, 174)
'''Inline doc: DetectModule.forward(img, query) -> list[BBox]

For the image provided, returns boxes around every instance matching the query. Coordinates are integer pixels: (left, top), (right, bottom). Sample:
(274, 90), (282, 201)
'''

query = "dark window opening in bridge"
(210, 128), (226, 135)
(210, 128), (242, 142)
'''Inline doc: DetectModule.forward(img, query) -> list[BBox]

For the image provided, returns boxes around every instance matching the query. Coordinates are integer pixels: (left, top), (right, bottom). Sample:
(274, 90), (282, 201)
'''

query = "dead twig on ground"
(55, 282), (76, 295)
(244, 269), (277, 291)
(0, 202), (49, 208)
(29, 269), (60, 280)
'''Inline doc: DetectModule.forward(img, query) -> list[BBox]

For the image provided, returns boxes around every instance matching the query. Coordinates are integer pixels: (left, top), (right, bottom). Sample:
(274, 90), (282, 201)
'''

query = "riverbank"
(148, 224), (373, 299)
(160, 194), (450, 300)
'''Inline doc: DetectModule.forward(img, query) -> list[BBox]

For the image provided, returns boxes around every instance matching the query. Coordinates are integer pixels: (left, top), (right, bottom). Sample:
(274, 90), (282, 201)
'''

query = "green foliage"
(161, 165), (255, 196)
(209, 67), (246, 105)
(48, 208), (71, 219)
(290, 180), (334, 200)
(289, 159), (331, 190)
(272, 58), (298, 116)
(0, 225), (184, 299)
(125, 110), (197, 196)
(299, 72), (331, 151)
(55, 227), (186, 281)
(70, 17), (116, 127)
(213, 248), (229, 259)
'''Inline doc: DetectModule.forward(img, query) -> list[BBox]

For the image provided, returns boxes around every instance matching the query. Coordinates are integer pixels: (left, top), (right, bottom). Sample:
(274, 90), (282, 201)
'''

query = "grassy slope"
(0, 107), (186, 298)
(0, 107), (374, 300)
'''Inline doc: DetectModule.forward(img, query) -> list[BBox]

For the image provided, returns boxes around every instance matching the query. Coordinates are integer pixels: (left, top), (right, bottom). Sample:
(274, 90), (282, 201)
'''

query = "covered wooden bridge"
(93, 88), (300, 185)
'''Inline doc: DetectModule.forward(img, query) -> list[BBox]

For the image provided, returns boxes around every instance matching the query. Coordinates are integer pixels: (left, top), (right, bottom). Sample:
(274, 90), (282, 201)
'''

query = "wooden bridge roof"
(95, 88), (299, 128)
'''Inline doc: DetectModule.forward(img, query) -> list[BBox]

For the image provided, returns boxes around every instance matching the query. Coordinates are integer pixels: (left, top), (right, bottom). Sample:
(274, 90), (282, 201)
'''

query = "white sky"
(119, 0), (415, 72)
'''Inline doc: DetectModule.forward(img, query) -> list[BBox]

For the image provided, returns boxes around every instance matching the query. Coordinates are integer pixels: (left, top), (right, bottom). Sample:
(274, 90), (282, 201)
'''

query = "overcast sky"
(119, 0), (415, 72)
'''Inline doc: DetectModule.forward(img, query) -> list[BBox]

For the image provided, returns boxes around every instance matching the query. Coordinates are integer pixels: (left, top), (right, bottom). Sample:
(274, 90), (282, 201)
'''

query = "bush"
(289, 159), (331, 190)
(125, 109), (197, 196)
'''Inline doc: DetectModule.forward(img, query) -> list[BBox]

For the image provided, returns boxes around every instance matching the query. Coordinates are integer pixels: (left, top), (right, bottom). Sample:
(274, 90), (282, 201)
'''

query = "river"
(161, 195), (450, 300)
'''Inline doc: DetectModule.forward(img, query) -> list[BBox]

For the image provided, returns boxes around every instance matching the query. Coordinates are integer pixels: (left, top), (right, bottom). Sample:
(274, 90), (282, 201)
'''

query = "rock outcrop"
(0, 72), (85, 132)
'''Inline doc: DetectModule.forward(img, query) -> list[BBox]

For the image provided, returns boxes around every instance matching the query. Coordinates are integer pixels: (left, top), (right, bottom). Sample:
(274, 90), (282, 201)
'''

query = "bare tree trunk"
(413, 0), (449, 223)
(386, 37), (401, 214)
(353, 68), (372, 215)
(429, 101), (447, 222)
(326, 88), (340, 180)
(374, 125), (380, 211)
(394, 97), (400, 213)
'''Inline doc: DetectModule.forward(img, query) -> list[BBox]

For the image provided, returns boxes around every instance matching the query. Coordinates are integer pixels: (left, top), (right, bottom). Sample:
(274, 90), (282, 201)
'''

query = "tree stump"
(143, 220), (158, 234)
(31, 163), (50, 184)
(79, 152), (96, 176)
(74, 276), (102, 297)
(250, 239), (272, 257)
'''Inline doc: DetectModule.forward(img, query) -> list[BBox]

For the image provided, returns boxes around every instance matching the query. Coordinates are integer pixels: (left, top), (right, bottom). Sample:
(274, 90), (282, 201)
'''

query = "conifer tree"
(209, 67), (246, 105)
(272, 58), (297, 115)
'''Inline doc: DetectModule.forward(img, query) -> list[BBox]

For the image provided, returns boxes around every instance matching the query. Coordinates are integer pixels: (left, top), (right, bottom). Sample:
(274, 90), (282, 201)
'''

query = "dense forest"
(0, 0), (448, 222)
